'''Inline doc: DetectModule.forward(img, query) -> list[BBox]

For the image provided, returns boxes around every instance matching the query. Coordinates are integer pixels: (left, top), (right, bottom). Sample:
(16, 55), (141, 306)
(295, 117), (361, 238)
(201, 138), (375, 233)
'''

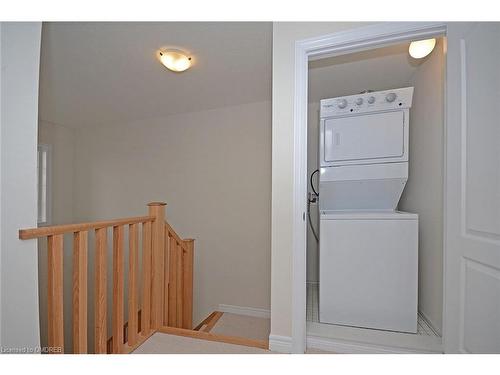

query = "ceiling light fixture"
(408, 38), (436, 59)
(157, 49), (192, 72)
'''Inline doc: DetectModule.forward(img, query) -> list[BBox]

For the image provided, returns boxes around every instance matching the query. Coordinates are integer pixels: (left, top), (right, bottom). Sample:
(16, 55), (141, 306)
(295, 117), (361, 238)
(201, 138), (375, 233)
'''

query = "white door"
(444, 22), (500, 353)
(323, 111), (405, 163)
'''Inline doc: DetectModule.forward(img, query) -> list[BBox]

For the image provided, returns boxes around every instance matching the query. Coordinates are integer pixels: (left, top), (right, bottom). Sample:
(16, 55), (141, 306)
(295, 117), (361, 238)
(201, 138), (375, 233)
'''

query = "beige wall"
(38, 121), (75, 225)
(271, 22), (371, 343)
(37, 120), (75, 350)
(399, 39), (445, 334)
(72, 100), (272, 328)
(306, 102), (320, 282)
(39, 101), (271, 351)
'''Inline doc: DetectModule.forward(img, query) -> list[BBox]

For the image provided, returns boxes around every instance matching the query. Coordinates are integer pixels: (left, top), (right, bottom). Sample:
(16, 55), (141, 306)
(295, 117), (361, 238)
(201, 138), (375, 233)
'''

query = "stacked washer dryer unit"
(318, 87), (418, 333)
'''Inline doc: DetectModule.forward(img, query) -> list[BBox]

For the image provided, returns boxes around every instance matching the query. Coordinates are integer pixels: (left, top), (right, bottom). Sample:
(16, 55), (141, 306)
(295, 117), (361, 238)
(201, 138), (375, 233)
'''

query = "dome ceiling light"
(157, 49), (192, 72)
(408, 38), (436, 59)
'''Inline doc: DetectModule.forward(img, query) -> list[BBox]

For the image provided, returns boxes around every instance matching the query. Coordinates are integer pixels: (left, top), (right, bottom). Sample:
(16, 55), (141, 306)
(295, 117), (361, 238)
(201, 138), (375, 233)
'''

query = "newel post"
(148, 202), (166, 330)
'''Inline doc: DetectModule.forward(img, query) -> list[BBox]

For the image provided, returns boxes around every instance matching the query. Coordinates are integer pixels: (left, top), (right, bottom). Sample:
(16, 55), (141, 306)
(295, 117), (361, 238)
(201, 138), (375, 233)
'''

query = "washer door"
(323, 111), (405, 164)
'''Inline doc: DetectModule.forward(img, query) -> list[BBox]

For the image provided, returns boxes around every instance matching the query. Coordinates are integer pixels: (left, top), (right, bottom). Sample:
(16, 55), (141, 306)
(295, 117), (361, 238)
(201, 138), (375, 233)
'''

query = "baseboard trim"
(158, 326), (269, 350)
(268, 334), (292, 353)
(217, 304), (271, 319)
(306, 335), (442, 354)
(418, 310), (442, 337)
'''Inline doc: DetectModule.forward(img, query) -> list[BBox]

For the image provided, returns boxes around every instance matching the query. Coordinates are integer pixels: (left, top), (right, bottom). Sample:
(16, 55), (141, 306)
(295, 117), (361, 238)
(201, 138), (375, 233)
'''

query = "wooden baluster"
(147, 202), (166, 330)
(17, 207), (191, 353)
(176, 242), (183, 326)
(141, 221), (152, 336)
(47, 234), (64, 353)
(128, 223), (139, 346)
(94, 227), (107, 354)
(112, 225), (124, 353)
(182, 239), (194, 329)
(168, 237), (178, 327)
(163, 228), (170, 326)
(73, 230), (88, 353)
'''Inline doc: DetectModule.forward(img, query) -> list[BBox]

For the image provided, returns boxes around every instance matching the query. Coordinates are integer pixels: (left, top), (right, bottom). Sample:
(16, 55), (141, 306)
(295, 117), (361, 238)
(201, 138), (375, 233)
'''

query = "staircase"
(19, 202), (194, 354)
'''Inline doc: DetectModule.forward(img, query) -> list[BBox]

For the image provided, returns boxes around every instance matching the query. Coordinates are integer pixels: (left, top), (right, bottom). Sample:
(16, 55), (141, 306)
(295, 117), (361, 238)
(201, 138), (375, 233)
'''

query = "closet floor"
(306, 282), (442, 353)
(306, 282), (439, 337)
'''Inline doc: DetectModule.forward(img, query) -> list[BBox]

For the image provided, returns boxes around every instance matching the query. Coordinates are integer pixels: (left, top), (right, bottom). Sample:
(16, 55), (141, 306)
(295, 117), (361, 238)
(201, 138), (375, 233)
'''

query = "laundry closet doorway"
(291, 22), (500, 354)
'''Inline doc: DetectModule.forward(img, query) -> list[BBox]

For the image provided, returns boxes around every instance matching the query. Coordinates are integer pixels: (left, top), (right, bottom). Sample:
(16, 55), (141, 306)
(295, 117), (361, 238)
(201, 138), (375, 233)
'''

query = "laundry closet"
(306, 38), (445, 353)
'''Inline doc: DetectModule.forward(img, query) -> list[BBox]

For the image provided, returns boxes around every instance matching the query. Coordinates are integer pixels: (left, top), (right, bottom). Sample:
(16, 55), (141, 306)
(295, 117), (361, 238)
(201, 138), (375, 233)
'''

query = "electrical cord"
(310, 169), (319, 196)
(307, 200), (319, 242)
(308, 169), (320, 242)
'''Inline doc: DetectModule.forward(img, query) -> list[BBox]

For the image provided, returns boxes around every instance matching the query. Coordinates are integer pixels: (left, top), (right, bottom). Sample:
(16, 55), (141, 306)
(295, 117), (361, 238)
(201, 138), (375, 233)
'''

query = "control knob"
(367, 96), (376, 104)
(355, 97), (363, 105)
(385, 93), (397, 102)
(337, 99), (348, 109)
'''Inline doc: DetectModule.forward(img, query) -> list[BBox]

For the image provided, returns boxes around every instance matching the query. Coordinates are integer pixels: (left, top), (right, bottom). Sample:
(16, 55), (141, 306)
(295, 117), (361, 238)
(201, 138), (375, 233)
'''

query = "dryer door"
(323, 110), (407, 165)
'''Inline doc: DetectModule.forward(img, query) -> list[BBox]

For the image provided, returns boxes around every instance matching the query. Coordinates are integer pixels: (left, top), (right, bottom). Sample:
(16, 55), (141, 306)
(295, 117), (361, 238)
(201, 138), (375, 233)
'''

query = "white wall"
(271, 22), (372, 349)
(0, 22), (42, 350)
(0, 21), (3, 348)
(399, 39), (445, 334)
(70, 101), (272, 328)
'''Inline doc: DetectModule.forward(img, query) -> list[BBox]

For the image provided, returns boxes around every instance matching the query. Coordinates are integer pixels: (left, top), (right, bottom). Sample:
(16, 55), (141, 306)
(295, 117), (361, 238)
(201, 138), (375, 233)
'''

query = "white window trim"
(37, 143), (52, 226)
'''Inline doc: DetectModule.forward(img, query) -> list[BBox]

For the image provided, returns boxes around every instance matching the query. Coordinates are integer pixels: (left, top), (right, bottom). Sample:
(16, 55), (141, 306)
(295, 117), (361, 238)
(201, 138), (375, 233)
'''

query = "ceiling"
(39, 22), (272, 128)
(308, 42), (425, 103)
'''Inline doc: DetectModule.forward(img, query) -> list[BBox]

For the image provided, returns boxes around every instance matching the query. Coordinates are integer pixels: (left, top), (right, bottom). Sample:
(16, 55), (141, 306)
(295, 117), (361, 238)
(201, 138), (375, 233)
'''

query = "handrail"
(165, 221), (187, 249)
(18, 215), (155, 240)
(18, 201), (195, 354)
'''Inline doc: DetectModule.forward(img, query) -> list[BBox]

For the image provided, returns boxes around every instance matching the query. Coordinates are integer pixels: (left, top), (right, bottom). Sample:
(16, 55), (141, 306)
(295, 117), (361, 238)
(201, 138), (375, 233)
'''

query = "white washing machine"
(319, 210), (418, 332)
(318, 87), (418, 333)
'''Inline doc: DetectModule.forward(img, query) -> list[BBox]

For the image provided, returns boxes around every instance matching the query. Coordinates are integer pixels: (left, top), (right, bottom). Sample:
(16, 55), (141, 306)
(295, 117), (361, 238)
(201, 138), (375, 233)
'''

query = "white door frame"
(291, 22), (447, 353)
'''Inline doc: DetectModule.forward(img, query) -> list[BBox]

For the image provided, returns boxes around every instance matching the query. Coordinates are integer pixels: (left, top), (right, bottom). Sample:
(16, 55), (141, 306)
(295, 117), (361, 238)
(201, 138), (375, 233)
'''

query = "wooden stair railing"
(19, 202), (194, 354)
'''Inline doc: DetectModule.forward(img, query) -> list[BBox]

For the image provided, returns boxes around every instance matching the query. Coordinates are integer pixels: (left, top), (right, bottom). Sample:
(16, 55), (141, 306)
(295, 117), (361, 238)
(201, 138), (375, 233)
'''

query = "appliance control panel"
(320, 87), (414, 118)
